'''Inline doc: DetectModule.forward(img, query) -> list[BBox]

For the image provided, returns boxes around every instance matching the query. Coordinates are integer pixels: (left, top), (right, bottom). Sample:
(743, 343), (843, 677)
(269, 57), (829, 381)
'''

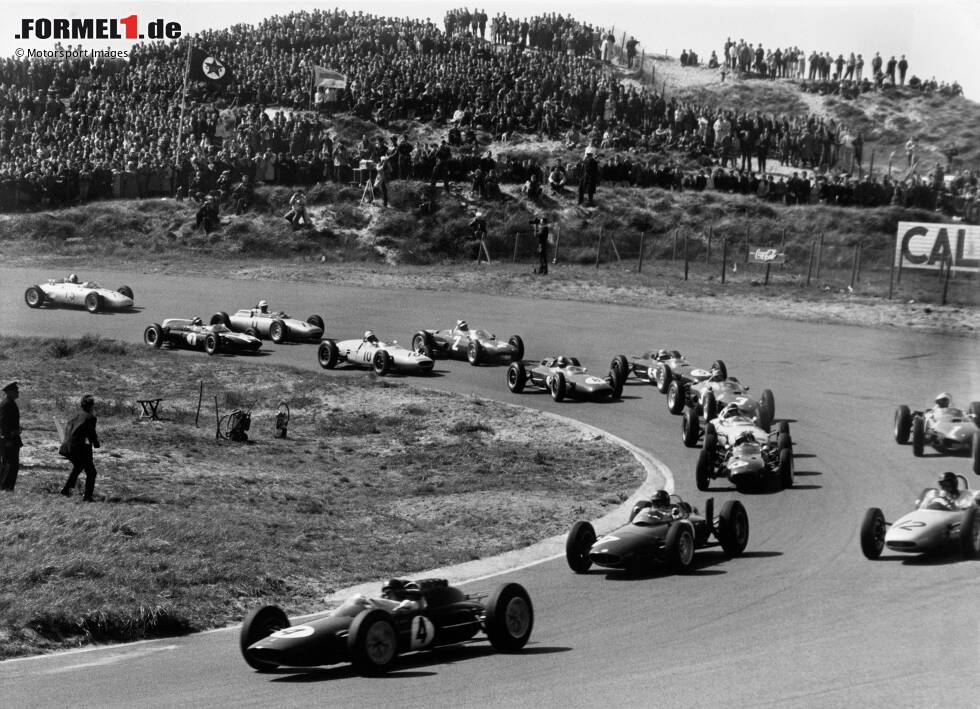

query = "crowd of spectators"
(0, 8), (975, 224)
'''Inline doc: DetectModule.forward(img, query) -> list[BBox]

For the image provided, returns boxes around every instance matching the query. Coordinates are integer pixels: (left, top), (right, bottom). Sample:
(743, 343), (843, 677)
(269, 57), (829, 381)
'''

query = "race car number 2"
(409, 615), (435, 650)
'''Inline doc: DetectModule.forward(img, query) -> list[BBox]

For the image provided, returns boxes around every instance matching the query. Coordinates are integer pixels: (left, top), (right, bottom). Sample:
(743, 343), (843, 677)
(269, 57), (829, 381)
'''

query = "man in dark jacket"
(578, 148), (600, 205)
(0, 381), (22, 491)
(60, 394), (100, 501)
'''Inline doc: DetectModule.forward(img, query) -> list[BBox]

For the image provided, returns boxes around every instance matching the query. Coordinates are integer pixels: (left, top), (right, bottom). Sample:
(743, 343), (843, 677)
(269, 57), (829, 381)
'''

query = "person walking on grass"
(60, 394), (100, 501)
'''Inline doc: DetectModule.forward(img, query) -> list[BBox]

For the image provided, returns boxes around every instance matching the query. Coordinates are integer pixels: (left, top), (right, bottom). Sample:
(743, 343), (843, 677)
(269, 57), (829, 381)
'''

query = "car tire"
(306, 314), (325, 332)
(467, 340), (484, 366)
(240, 605), (289, 672)
(210, 311), (231, 328)
(348, 609), (398, 674)
(968, 401), (980, 424)
(144, 324), (163, 348)
(373, 349), (391, 376)
(484, 582), (534, 652)
(959, 506), (980, 559)
(610, 354), (629, 387)
(204, 334), (220, 355)
(682, 407), (700, 447)
(548, 371), (566, 402)
(703, 390), (717, 421)
(244, 328), (258, 338)
(759, 388), (775, 425)
(777, 421), (790, 436)
(655, 363), (672, 393)
(565, 520), (596, 573)
(696, 446), (711, 491)
(894, 405), (912, 444)
(411, 331), (435, 358)
(85, 292), (103, 313)
(972, 433), (980, 476)
(24, 286), (44, 308)
(665, 523), (696, 571)
(317, 339), (339, 369)
(859, 507), (886, 560)
(606, 369), (624, 400)
(778, 432), (792, 451)
(506, 362), (526, 393)
(667, 380), (686, 415)
(117, 285), (134, 301)
(911, 416), (925, 457)
(717, 500), (749, 557)
(779, 447), (794, 489)
(270, 320), (287, 344)
(508, 335), (525, 362)
(711, 359), (728, 381)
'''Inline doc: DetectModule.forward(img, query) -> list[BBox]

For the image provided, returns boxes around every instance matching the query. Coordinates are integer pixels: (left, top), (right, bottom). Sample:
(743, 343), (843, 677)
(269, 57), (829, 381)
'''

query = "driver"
(709, 364), (726, 382)
(255, 300), (269, 314)
(67, 273), (79, 284)
(734, 431), (756, 446)
(191, 316), (203, 326)
(555, 356), (570, 368)
(719, 402), (741, 420)
(931, 392), (952, 415)
(655, 349), (670, 361)
(455, 320), (469, 332)
(332, 578), (426, 617)
(363, 330), (379, 344)
(933, 472), (961, 509)
(650, 489), (671, 507)
(647, 489), (682, 519)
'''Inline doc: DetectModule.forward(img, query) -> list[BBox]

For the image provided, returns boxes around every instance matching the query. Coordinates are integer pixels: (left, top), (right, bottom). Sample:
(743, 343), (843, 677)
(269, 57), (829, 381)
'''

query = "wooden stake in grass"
(195, 380), (203, 427)
(721, 238), (728, 284)
(638, 232), (645, 273)
(806, 240), (815, 287)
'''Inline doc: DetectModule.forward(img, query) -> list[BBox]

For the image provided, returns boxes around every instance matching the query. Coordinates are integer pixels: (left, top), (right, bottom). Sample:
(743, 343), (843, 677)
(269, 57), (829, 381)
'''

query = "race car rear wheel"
(717, 500), (749, 557)
(606, 369), (624, 400)
(506, 362), (526, 393)
(665, 523), (695, 571)
(777, 432), (792, 451)
(210, 311), (231, 327)
(467, 340), (484, 366)
(317, 339), (339, 369)
(696, 446), (712, 491)
(85, 292), (103, 313)
(702, 390), (717, 421)
(548, 371), (566, 402)
(682, 407), (701, 447)
(508, 335), (524, 362)
(24, 286), (43, 308)
(655, 363), (672, 393)
(117, 285), (134, 301)
(778, 447), (794, 489)
(373, 349), (392, 376)
(204, 334), (220, 355)
(959, 507), (980, 559)
(411, 331), (435, 358)
(240, 605), (290, 672)
(972, 434), (980, 476)
(565, 520), (595, 573)
(349, 609), (398, 674)
(911, 416), (925, 457)
(484, 582), (534, 652)
(306, 314), (324, 332)
(270, 320), (288, 344)
(610, 354), (629, 387)
(759, 388), (775, 427)
(667, 380), (686, 415)
(859, 507), (886, 560)
(143, 324), (163, 348)
(894, 405), (912, 444)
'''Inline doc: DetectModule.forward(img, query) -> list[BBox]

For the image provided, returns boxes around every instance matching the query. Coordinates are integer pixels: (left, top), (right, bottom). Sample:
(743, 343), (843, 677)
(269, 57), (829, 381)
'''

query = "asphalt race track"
(1, 265), (978, 708)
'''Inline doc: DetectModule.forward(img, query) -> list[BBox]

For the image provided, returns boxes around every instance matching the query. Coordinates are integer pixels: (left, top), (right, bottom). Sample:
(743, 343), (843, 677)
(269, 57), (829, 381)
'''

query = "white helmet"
(456, 319), (468, 331)
(68, 273), (78, 283)
(257, 300), (269, 312)
(935, 392), (952, 407)
(364, 330), (377, 342)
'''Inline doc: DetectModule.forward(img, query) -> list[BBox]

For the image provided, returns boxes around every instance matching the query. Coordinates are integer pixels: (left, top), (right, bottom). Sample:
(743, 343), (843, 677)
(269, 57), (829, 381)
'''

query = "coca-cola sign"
(748, 246), (786, 264)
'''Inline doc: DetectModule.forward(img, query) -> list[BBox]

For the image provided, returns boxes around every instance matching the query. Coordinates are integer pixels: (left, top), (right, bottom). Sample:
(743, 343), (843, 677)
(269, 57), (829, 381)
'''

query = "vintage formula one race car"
(143, 318), (262, 355)
(664, 360), (774, 426)
(506, 355), (623, 402)
(860, 473), (980, 560)
(211, 303), (324, 344)
(240, 578), (533, 674)
(317, 331), (434, 375)
(621, 348), (708, 393)
(894, 395), (980, 473)
(24, 274), (134, 313)
(685, 405), (794, 491)
(565, 492), (749, 574)
(411, 320), (524, 365)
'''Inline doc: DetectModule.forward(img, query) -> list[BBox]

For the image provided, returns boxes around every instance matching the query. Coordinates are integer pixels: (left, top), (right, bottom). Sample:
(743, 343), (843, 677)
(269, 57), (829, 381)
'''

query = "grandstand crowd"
(0, 7), (975, 224)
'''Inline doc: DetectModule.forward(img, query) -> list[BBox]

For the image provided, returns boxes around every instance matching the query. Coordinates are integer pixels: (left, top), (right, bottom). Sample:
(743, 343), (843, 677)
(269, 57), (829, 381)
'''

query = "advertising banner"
(747, 245), (786, 264)
(895, 222), (980, 273)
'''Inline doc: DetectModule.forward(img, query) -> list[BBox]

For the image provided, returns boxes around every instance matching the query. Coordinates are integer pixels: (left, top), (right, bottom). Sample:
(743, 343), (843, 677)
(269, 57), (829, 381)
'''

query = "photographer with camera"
(532, 217), (550, 275)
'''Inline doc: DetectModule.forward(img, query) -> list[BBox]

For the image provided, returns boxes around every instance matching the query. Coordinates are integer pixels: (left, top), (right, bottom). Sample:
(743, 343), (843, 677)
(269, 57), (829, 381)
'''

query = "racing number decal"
(409, 615), (435, 650)
(452, 335), (463, 352)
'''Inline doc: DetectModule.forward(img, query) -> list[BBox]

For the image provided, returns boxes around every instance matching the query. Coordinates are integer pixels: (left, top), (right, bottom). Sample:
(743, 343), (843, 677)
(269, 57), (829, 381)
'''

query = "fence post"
(705, 226), (712, 265)
(743, 225), (750, 263)
(672, 229), (678, 261)
(806, 240), (815, 287)
(513, 231), (519, 262)
(855, 241), (863, 283)
(721, 238), (728, 284)
(638, 231), (645, 273)
(764, 262), (771, 285)
(815, 232), (824, 278)
(684, 233), (689, 281)
(849, 243), (859, 289)
(888, 246), (896, 299)
(594, 227), (603, 268)
(551, 226), (561, 264)
(941, 255), (952, 305)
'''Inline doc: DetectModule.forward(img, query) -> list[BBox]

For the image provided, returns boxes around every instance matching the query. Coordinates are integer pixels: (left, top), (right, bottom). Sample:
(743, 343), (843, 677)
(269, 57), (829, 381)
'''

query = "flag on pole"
(312, 66), (347, 90)
(188, 48), (235, 86)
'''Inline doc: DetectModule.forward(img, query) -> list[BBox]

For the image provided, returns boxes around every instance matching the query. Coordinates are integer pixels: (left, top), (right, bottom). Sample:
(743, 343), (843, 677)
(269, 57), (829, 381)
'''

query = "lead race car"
(685, 403), (794, 491)
(143, 317), (262, 355)
(565, 490), (749, 574)
(240, 578), (533, 674)
(24, 274), (134, 313)
(317, 330), (434, 375)
(894, 393), (980, 474)
(506, 355), (623, 402)
(860, 472), (980, 560)
(411, 320), (524, 365)
(211, 301), (324, 344)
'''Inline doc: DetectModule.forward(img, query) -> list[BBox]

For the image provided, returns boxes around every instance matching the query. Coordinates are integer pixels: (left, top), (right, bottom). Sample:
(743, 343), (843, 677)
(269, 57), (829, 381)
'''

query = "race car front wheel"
(349, 609), (398, 674)
(144, 324), (164, 348)
(24, 286), (43, 308)
(85, 292), (103, 314)
(484, 582), (534, 652)
(240, 605), (289, 671)
(860, 508), (886, 560)
(565, 520), (596, 573)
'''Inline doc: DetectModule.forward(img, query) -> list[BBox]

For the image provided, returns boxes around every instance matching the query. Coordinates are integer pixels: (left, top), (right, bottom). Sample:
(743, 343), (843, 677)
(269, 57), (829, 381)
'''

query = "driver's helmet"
(556, 356), (570, 368)
(651, 489), (671, 507)
(191, 316), (203, 326)
(710, 365), (726, 382)
(656, 348), (669, 361)
(456, 319), (469, 331)
(734, 431), (756, 446)
(364, 330), (378, 343)
(720, 403), (740, 419)
(68, 273), (78, 283)
(938, 471), (958, 495)
(934, 392), (952, 408)
(257, 300), (269, 313)
(381, 578), (406, 598)
(403, 581), (423, 599)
